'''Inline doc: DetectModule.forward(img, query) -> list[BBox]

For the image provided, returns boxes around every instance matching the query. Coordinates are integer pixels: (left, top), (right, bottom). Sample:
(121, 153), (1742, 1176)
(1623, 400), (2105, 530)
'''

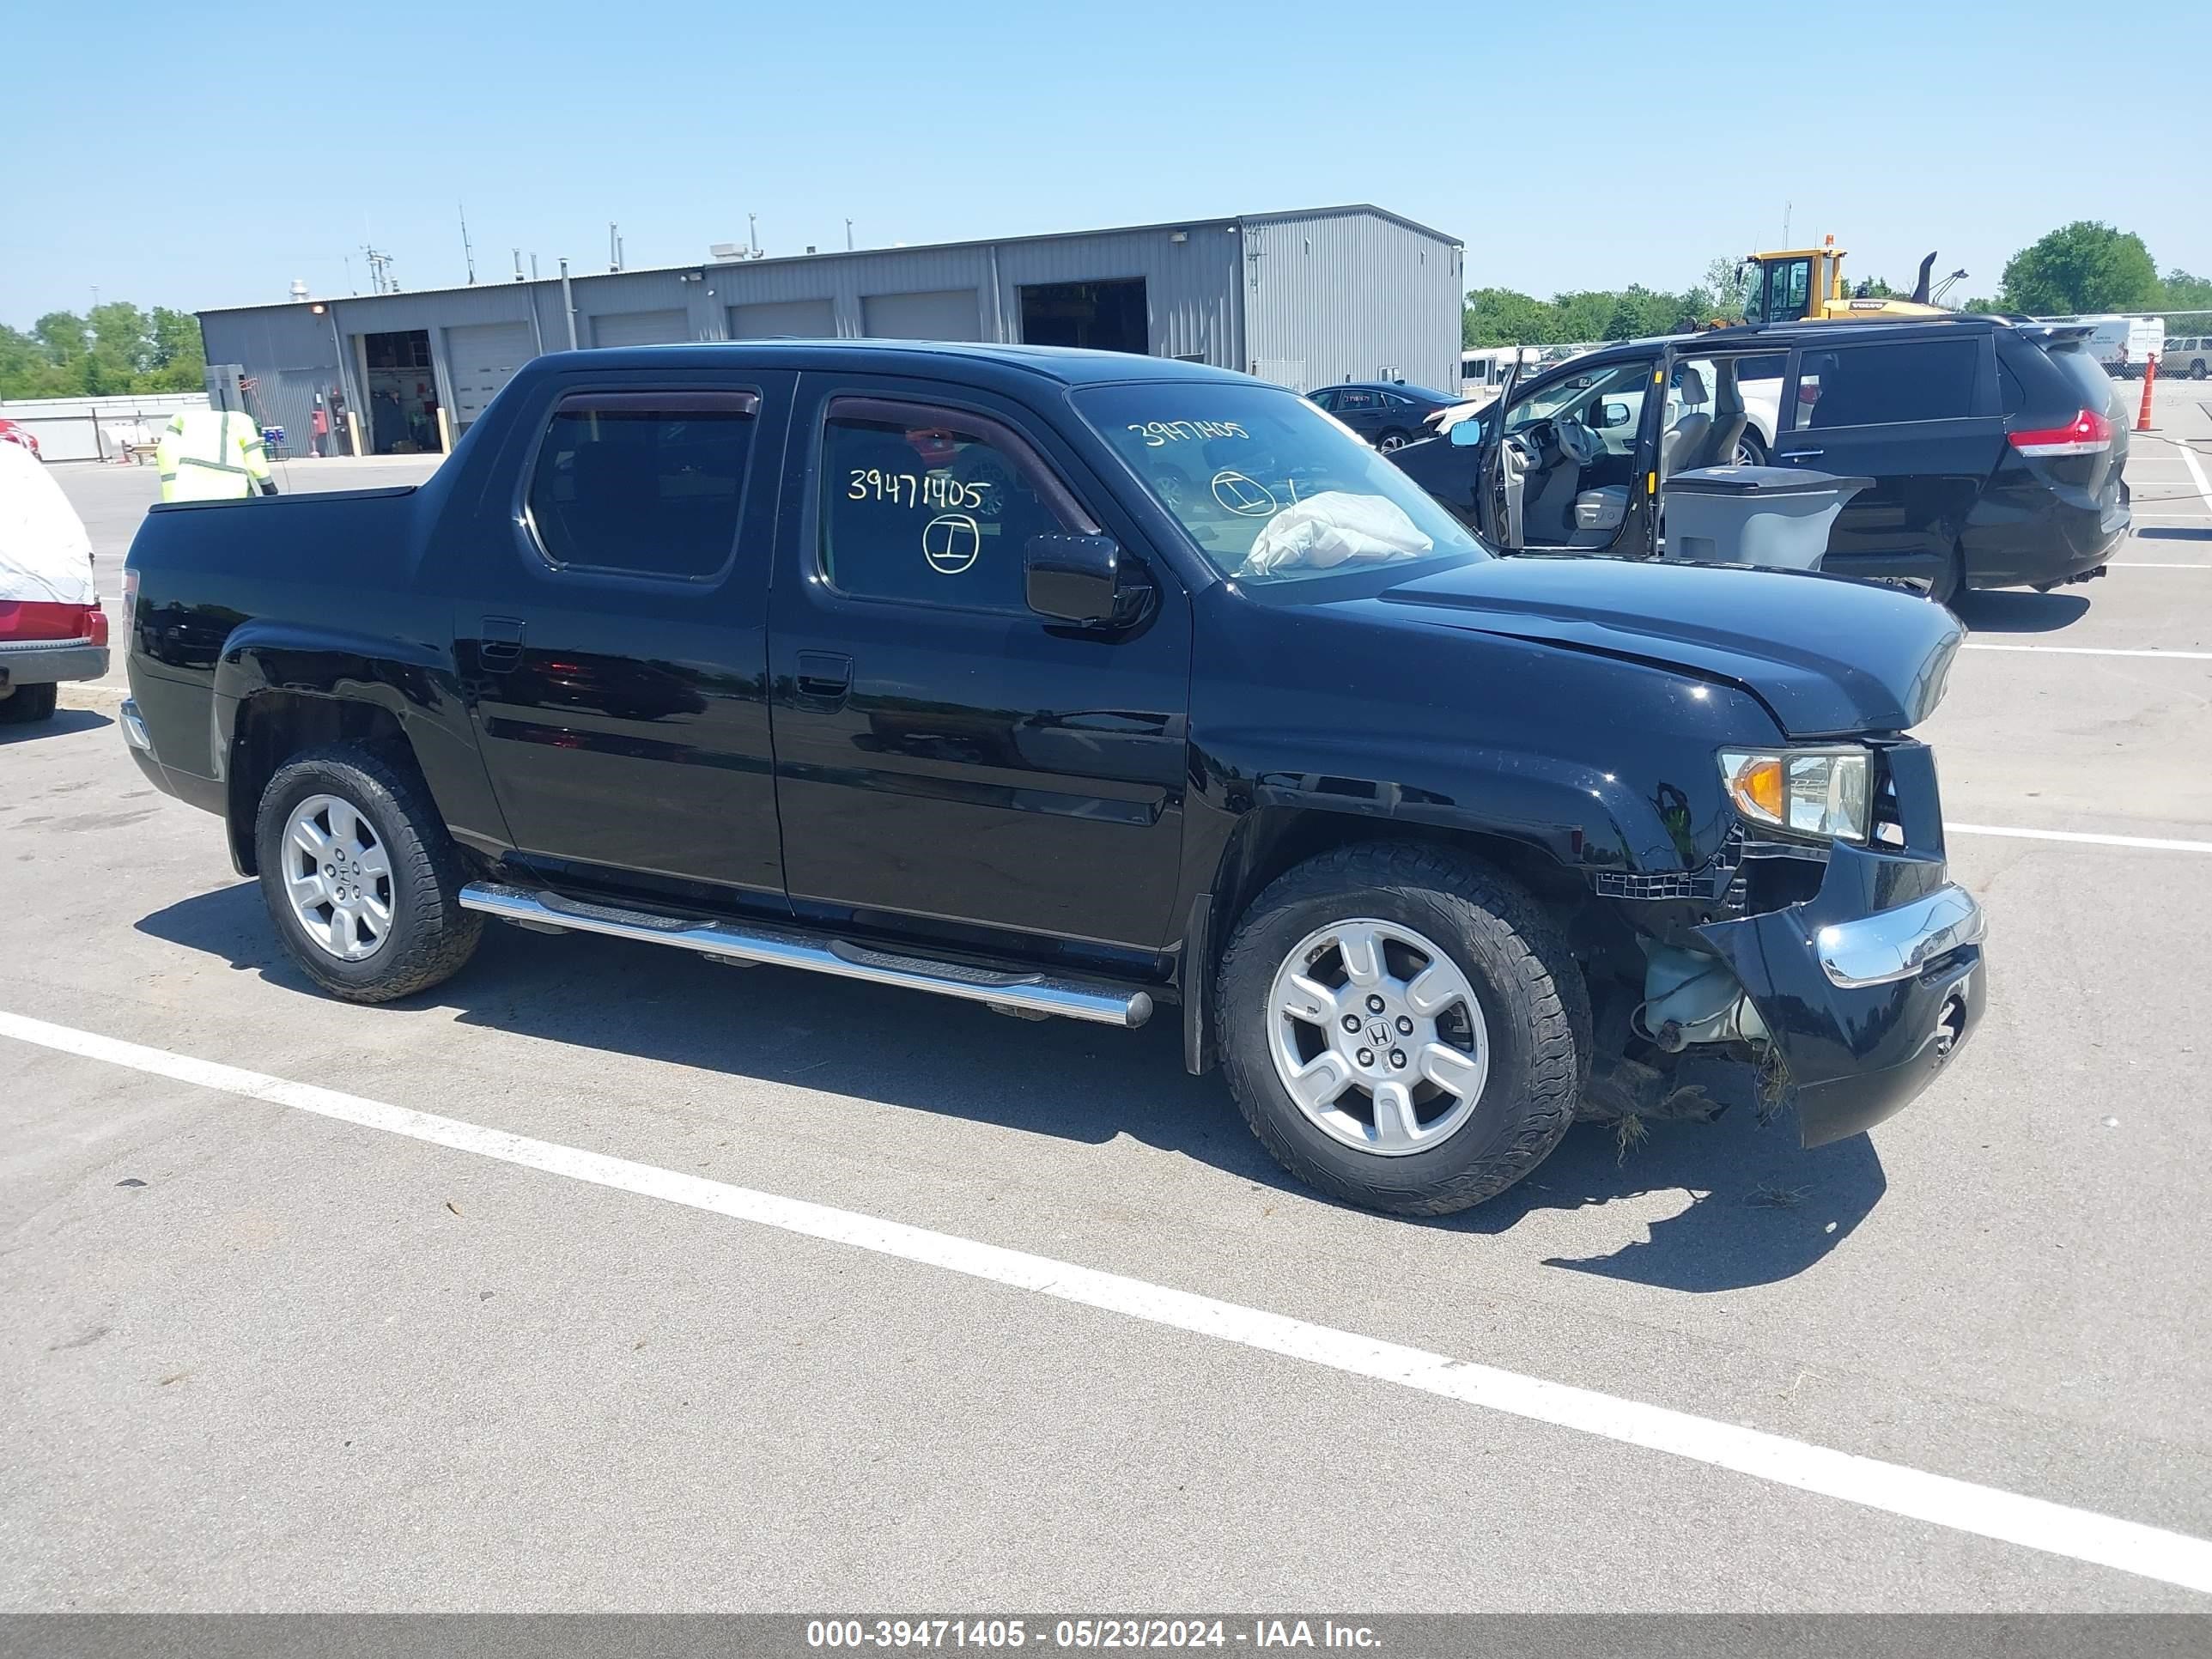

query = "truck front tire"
(1217, 842), (1589, 1217)
(253, 743), (483, 1003)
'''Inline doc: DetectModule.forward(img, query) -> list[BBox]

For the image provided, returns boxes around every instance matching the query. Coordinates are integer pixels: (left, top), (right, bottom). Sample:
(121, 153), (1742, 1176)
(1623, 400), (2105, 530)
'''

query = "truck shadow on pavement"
(0, 708), (112, 746)
(137, 884), (1885, 1291)
(1949, 591), (2090, 633)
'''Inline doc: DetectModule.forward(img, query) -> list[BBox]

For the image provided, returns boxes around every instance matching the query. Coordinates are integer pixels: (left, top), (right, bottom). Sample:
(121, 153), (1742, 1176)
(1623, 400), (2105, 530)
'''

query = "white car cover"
(0, 441), (95, 606)
(1241, 490), (1433, 577)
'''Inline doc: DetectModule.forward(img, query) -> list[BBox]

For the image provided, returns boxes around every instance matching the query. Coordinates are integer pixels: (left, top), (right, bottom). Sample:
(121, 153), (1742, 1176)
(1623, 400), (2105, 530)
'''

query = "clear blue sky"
(3, 0), (2202, 324)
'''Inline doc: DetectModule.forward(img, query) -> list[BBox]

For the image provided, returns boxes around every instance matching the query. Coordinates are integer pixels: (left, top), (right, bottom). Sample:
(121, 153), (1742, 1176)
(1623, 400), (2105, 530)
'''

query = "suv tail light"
(122, 568), (138, 640)
(2008, 407), (2112, 457)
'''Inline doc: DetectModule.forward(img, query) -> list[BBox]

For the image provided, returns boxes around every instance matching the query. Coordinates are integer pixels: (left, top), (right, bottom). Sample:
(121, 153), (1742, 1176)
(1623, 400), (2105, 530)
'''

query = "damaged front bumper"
(1696, 841), (1987, 1148)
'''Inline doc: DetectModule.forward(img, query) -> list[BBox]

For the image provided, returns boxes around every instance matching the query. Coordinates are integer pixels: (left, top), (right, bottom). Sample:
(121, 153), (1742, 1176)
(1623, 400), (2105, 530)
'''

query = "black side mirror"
(1025, 532), (1128, 625)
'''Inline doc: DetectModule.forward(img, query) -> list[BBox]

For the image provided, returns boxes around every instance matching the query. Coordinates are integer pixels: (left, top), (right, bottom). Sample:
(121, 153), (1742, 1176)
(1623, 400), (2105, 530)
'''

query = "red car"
(0, 419), (43, 460)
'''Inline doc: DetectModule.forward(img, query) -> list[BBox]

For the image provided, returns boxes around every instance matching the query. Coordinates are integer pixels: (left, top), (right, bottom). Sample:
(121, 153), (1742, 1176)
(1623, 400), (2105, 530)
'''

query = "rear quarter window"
(2045, 344), (2116, 414)
(1797, 337), (1980, 428)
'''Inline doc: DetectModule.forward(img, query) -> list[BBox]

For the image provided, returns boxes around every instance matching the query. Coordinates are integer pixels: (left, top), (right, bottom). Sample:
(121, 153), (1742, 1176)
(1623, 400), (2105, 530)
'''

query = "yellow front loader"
(1738, 237), (1959, 325)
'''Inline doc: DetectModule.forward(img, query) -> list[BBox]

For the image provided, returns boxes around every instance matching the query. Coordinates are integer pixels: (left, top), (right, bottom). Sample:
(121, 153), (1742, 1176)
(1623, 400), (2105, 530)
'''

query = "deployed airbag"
(1242, 490), (1433, 576)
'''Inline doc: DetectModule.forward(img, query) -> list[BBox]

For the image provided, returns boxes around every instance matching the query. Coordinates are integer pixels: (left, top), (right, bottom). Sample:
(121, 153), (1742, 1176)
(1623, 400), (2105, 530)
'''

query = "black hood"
(1374, 556), (1962, 737)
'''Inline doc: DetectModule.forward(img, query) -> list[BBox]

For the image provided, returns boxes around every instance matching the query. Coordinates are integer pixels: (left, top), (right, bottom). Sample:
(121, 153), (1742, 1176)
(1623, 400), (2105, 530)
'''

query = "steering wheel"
(1554, 417), (1604, 468)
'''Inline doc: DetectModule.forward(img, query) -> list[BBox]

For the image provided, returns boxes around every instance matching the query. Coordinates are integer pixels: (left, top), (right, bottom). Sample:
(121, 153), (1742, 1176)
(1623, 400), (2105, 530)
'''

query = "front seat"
(1673, 361), (1749, 474)
(1660, 366), (1714, 479)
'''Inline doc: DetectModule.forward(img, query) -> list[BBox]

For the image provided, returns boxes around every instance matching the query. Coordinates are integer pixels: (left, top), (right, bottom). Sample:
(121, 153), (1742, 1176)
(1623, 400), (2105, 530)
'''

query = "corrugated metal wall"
(200, 209), (1456, 439)
(0, 392), (210, 462)
(196, 303), (349, 457)
(1237, 209), (1463, 392)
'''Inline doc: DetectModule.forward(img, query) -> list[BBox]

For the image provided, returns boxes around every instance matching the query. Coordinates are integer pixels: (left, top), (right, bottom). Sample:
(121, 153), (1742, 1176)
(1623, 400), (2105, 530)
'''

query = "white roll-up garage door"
(860, 289), (982, 341)
(728, 298), (836, 338)
(445, 323), (538, 427)
(591, 309), (690, 348)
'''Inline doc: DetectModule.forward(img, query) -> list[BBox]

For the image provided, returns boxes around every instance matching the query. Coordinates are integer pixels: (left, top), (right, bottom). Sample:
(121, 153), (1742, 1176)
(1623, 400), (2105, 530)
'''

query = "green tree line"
(0, 303), (206, 400)
(1468, 224), (2212, 347)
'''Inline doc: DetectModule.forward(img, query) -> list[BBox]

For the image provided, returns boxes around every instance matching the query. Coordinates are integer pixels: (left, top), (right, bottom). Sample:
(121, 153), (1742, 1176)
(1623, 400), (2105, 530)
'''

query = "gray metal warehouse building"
(196, 204), (1463, 457)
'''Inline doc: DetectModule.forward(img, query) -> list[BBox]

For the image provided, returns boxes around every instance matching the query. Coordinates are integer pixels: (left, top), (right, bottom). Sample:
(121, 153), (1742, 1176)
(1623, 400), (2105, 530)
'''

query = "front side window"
(1753, 258), (1813, 324)
(526, 390), (757, 579)
(1075, 381), (1484, 583)
(818, 399), (1079, 611)
(1794, 338), (1979, 429)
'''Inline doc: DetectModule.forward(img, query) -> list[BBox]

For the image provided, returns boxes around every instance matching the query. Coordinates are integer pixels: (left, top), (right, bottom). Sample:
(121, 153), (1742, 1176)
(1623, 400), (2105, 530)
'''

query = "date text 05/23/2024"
(805, 1619), (1382, 1650)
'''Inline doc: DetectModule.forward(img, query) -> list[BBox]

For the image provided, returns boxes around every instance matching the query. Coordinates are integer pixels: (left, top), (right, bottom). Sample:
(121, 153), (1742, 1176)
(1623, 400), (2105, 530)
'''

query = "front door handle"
(795, 651), (854, 705)
(480, 616), (526, 672)
(1784, 449), (1823, 462)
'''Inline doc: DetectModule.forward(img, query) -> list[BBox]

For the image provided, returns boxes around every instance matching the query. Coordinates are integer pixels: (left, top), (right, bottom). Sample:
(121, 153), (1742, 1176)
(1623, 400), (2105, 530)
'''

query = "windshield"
(1074, 381), (1485, 582)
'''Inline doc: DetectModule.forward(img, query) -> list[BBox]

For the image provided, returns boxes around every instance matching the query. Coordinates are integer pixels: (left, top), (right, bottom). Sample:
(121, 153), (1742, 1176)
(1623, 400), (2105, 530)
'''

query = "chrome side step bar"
(457, 883), (1153, 1029)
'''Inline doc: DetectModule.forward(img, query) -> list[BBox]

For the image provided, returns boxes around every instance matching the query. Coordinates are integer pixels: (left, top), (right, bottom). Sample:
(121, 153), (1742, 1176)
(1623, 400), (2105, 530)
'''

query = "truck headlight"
(1718, 748), (1871, 843)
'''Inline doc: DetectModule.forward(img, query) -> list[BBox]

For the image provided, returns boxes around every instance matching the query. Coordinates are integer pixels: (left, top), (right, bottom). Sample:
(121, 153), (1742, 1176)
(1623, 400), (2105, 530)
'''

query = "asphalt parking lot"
(4, 384), (2209, 1613)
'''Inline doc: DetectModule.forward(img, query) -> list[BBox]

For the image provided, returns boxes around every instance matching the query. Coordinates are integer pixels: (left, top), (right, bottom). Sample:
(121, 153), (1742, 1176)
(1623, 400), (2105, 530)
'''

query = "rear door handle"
(795, 651), (853, 705)
(479, 616), (526, 672)
(1784, 449), (1823, 462)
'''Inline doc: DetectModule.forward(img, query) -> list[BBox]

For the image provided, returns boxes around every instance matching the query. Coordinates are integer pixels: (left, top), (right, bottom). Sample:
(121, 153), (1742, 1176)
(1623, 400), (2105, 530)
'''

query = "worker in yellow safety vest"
(156, 409), (277, 503)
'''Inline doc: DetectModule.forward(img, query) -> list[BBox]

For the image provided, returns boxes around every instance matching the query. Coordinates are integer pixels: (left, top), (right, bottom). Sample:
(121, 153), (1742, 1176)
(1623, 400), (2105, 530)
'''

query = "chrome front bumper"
(1814, 884), (1985, 989)
(118, 696), (152, 751)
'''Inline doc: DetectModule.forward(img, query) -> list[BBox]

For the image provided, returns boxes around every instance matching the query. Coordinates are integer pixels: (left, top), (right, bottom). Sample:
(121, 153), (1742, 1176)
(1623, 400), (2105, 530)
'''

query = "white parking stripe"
(2107, 562), (2212, 569)
(3, 1007), (2210, 1598)
(1945, 823), (2212, 854)
(2171, 439), (2212, 503)
(1960, 643), (2212, 660)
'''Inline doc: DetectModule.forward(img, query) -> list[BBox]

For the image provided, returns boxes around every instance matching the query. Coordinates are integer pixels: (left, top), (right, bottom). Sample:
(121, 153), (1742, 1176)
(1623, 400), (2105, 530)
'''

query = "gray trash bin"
(1662, 465), (1873, 571)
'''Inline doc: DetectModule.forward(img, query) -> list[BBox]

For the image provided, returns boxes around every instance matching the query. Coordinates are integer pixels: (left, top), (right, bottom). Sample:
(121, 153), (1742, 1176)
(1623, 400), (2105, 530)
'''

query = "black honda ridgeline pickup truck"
(120, 343), (1986, 1217)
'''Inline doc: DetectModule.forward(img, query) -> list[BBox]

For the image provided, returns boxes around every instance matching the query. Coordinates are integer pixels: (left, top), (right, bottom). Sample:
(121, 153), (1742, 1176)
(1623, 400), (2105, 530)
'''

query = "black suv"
(1391, 316), (2130, 601)
(1309, 381), (1461, 453)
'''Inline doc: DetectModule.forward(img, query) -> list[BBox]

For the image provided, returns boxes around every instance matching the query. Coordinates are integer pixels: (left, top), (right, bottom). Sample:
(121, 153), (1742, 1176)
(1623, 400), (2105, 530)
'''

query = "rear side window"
(817, 398), (1084, 612)
(526, 391), (757, 579)
(1795, 339), (1979, 429)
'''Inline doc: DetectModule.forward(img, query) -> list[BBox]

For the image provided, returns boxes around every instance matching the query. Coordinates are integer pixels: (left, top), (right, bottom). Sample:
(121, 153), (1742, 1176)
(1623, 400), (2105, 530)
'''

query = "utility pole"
(748, 213), (758, 256)
(460, 204), (477, 283)
(846, 218), (854, 252)
(609, 222), (621, 272)
(1783, 201), (1792, 246)
(362, 246), (397, 294)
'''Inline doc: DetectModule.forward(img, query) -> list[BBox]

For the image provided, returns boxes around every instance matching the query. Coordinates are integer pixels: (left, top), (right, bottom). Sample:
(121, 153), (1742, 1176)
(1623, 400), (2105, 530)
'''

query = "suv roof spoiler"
(2009, 321), (2096, 348)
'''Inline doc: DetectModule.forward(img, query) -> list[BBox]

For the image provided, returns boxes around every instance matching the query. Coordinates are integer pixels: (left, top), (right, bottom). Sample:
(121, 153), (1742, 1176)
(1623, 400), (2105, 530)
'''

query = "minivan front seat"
(1674, 360), (1750, 474)
(1660, 366), (1714, 478)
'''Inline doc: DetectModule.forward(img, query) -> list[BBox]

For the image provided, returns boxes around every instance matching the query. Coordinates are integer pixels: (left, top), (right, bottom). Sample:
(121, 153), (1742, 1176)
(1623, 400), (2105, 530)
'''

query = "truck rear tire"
(0, 683), (58, 724)
(1216, 842), (1588, 1216)
(253, 743), (483, 1004)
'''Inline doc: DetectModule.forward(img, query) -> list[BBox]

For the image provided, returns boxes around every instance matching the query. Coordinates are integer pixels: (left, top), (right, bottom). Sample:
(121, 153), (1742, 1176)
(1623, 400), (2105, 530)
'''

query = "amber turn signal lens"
(1729, 755), (1785, 821)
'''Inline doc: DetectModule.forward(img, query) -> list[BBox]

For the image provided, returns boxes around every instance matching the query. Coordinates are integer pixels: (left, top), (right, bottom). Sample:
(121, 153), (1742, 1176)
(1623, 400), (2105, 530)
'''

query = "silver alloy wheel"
(1378, 432), (1408, 452)
(1265, 918), (1489, 1157)
(283, 793), (394, 962)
